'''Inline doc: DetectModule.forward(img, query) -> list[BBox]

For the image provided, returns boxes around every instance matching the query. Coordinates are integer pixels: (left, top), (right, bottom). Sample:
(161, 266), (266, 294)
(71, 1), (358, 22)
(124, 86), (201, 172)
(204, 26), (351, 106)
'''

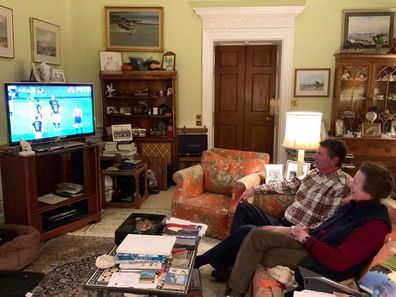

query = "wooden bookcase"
(99, 71), (178, 189)
(0, 144), (101, 240)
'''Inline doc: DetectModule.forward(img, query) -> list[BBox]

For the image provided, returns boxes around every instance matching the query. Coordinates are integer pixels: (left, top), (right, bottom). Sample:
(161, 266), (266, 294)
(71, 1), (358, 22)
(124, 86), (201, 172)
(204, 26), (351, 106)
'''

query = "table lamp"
(282, 112), (322, 177)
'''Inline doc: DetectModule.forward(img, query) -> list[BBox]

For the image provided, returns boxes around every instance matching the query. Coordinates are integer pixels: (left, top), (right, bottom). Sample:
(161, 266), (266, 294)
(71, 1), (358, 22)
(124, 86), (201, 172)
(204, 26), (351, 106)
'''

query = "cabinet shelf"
(106, 114), (172, 118)
(105, 96), (173, 100)
(0, 144), (101, 239)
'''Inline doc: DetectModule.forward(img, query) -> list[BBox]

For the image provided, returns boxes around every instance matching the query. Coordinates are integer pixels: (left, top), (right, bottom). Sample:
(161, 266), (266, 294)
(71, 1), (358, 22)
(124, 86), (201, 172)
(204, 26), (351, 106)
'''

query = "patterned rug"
(24, 235), (117, 296)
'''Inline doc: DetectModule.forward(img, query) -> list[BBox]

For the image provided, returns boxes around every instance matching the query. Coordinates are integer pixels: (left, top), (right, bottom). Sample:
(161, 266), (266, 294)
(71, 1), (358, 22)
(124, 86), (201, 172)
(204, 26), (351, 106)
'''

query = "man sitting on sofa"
(194, 137), (350, 280)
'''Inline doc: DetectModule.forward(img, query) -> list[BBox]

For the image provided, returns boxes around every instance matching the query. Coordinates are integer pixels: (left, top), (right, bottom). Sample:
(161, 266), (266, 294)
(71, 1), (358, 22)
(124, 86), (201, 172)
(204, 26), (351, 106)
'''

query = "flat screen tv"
(4, 82), (95, 146)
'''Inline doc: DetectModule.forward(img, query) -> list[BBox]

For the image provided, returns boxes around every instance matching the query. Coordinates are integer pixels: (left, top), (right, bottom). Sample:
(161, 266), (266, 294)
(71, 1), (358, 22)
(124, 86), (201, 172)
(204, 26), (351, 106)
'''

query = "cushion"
(253, 265), (284, 297)
(201, 151), (267, 195)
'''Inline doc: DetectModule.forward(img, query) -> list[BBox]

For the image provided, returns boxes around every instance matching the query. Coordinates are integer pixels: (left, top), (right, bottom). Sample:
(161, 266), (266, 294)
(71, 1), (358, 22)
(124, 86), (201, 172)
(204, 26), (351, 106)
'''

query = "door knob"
(266, 116), (272, 121)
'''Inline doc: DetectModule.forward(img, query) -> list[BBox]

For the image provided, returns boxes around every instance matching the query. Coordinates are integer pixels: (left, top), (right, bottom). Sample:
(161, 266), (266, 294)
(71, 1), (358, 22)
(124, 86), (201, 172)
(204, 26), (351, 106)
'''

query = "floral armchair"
(172, 148), (270, 240)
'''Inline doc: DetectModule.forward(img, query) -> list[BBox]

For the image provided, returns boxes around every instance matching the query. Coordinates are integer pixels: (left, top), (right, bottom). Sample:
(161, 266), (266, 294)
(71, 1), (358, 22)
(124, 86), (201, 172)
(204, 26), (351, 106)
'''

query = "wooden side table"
(101, 163), (148, 209)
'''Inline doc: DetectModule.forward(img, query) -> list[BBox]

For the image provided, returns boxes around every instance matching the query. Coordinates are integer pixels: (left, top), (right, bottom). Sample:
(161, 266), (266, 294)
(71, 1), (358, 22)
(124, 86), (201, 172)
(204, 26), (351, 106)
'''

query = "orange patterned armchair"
(172, 148), (270, 239)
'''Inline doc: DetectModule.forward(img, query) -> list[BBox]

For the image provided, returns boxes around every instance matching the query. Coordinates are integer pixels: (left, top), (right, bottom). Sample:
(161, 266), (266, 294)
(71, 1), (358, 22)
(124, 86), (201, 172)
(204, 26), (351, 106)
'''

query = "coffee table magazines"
(84, 243), (202, 296)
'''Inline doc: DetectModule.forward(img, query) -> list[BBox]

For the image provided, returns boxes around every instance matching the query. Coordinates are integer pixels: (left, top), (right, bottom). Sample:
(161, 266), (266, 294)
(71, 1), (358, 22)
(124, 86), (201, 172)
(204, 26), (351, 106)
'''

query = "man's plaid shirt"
(254, 168), (350, 228)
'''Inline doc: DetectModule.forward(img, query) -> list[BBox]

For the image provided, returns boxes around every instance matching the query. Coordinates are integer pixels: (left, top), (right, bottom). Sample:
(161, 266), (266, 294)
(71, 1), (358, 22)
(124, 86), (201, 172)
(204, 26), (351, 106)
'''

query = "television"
(4, 82), (95, 146)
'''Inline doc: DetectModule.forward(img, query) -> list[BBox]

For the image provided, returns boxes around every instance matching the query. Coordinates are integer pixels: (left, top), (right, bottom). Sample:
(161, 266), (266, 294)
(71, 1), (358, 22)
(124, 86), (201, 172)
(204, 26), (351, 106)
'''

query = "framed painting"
(105, 6), (163, 52)
(0, 5), (14, 58)
(284, 160), (311, 180)
(264, 164), (284, 184)
(362, 123), (381, 138)
(30, 18), (60, 65)
(161, 51), (176, 71)
(294, 68), (331, 97)
(342, 10), (395, 50)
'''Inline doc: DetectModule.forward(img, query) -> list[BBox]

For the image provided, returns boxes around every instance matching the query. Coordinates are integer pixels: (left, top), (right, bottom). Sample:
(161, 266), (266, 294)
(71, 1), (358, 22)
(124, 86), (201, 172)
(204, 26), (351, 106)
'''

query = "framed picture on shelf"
(342, 10), (394, 50)
(284, 160), (311, 180)
(30, 18), (60, 64)
(294, 68), (330, 97)
(99, 51), (122, 71)
(0, 5), (14, 58)
(161, 51), (176, 71)
(111, 124), (132, 142)
(106, 106), (118, 114)
(51, 69), (65, 82)
(335, 119), (345, 137)
(265, 164), (284, 184)
(362, 123), (381, 138)
(30, 62), (41, 82)
(105, 6), (163, 52)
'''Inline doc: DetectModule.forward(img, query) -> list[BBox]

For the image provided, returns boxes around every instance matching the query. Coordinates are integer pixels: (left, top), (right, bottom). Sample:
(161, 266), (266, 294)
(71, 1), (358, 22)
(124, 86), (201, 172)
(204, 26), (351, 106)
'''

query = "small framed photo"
(342, 10), (395, 51)
(119, 107), (131, 115)
(284, 160), (311, 180)
(161, 51), (176, 71)
(111, 124), (132, 142)
(294, 68), (331, 97)
(51, 69), (65, 82)
(265, 164), (284, 184)
(30, 18), (60, 65)
(362, 123), (381, 138)
(0, 5), (14, 58)
(30, 62), (41, 82)
(99, 51), (122, 71)
(106, 106), (118, 114)
(105, 6), (163, 52)
(335, 119), (345, 137)
(391, 120), (396, 137)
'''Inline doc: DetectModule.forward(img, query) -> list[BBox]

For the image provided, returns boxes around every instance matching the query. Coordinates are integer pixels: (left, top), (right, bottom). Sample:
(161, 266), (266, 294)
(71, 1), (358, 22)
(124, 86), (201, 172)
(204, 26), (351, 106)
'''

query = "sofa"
(248, 192), (396, 297)
(172, 148), (270, 239)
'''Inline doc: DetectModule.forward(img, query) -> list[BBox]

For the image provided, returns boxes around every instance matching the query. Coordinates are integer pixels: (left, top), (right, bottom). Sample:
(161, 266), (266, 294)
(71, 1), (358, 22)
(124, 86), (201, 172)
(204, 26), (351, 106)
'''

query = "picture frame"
(106, 106), (118, 114)
(284, 160), (311, 180)
(105, 6), (163, 52)
(30, 18), (60, 65)
(391, 120), (396, 138)
(111, 124), (133, 142)
(335, 119), (345, 137)
(362, 123), (381, 138)
(161, 51), (176, 71)
(51, 69), (65, 82)
(99, 51), (122, 71)
(30, 62), (41, 82)
(342, 10), (395, 51)
(294, 68), (330, 97)
(265, 164), (284, 184)
(0, 5), (14, 58)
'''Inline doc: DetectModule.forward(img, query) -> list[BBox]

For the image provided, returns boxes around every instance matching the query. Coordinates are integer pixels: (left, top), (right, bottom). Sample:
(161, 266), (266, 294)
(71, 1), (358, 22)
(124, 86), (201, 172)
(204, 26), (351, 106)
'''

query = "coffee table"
(84, 244), (202, 297)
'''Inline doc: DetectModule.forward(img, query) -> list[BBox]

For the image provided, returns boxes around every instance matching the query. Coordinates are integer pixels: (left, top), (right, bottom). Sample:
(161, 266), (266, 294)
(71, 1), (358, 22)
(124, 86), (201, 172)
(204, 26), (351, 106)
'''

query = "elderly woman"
(226, 162), (394, 297)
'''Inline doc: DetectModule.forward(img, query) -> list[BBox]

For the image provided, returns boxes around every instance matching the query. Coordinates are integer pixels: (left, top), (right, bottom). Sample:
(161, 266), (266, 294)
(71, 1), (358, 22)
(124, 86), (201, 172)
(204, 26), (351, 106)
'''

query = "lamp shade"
(282, 112), (322, 150)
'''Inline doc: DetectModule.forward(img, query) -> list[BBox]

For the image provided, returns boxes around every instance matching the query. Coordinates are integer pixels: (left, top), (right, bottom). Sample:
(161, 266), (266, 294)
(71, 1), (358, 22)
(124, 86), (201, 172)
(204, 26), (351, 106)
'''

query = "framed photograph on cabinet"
(30, 18), (60, 64)
(111, 124), (132, 142)
(294, 68), (330, 97)
(105, 6), (163, 52)
(0, 5), (14, 58)
(51, 69), (65, 82)
(342, 10), (394, 50)
(284, 160), (311, 180)
(30, 62), (41, 82)
(99, 51), (122, 71)
(161, 51), (176, 71)
(265, 164), (284, 184)
(362, 123), (381, 138)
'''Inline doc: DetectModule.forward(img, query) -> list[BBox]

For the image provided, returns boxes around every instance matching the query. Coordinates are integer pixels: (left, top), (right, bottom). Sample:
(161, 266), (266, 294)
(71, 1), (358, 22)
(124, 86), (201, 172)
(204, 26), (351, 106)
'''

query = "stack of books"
(163, 223), (201, 247)
(102, 141), (138, 158)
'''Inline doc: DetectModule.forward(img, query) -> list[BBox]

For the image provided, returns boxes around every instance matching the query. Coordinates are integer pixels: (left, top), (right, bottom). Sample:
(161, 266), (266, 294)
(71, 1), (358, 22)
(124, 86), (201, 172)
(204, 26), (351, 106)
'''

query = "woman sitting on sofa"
(226, 161), (394, 297)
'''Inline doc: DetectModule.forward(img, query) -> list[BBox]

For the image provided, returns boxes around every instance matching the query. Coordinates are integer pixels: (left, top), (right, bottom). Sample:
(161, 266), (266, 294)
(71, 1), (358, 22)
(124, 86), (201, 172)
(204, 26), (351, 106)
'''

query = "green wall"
(0, 0), (395, 145)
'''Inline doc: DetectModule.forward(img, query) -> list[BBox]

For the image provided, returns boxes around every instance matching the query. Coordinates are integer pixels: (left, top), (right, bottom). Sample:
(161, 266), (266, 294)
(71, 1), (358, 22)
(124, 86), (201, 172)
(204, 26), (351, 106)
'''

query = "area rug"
(24, 234), (117, 296)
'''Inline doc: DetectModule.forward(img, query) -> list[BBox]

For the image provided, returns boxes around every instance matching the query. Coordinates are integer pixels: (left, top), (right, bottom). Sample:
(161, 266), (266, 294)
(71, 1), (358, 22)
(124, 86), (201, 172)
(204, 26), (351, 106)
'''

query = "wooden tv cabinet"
(0, 144), (101, 240)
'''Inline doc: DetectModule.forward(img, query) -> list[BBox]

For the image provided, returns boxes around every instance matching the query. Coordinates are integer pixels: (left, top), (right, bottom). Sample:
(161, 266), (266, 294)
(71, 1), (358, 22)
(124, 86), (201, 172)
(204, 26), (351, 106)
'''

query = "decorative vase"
(375, 44), (382, 53)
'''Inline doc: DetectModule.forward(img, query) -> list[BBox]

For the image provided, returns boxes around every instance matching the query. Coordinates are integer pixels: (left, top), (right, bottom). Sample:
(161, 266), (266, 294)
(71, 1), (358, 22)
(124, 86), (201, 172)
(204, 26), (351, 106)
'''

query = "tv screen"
(4, 82), (95, 146)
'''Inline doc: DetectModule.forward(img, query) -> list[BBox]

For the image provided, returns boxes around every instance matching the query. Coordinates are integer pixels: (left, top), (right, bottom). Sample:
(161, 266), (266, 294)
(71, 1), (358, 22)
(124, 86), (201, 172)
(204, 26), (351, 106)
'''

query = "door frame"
(194, 6), (305, 163)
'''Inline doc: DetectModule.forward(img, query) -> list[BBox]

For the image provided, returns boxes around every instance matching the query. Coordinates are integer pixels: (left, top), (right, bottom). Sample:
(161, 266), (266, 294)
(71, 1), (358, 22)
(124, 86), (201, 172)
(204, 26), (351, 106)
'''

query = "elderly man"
(194, 137), (350, 280)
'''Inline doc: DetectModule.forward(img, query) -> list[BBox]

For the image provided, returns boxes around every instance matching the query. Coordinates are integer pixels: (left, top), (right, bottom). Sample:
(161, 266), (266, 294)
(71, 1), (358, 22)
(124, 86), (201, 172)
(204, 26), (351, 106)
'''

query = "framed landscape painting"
(342, 10), (394, 50)
(30, 18), (60, 64)
(0, 5), (14, 58)
(294, 68), (331, 97)
(105, 6), (163, 52)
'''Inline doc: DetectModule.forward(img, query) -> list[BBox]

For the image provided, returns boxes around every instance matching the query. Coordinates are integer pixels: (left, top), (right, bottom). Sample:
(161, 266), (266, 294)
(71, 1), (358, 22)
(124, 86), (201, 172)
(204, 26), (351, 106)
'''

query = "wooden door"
(214, 45), (276, 157)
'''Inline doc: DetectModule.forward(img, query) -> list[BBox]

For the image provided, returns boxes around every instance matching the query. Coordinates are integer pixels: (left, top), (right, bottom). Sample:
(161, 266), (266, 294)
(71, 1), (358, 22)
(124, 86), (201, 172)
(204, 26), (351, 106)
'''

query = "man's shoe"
(211, 268), (231, 281)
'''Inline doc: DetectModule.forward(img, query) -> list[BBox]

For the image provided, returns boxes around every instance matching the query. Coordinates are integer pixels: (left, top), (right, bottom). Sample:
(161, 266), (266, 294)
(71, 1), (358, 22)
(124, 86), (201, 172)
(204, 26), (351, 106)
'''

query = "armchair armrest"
(172, 164), (205, 201)
(252, 193), (295, 219)
(226, 172), (265, 229)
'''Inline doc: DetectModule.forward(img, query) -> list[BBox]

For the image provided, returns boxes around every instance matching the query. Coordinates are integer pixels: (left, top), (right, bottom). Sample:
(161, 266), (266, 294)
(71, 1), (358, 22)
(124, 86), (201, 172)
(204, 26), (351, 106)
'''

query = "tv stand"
(0, 144), (101, 240)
